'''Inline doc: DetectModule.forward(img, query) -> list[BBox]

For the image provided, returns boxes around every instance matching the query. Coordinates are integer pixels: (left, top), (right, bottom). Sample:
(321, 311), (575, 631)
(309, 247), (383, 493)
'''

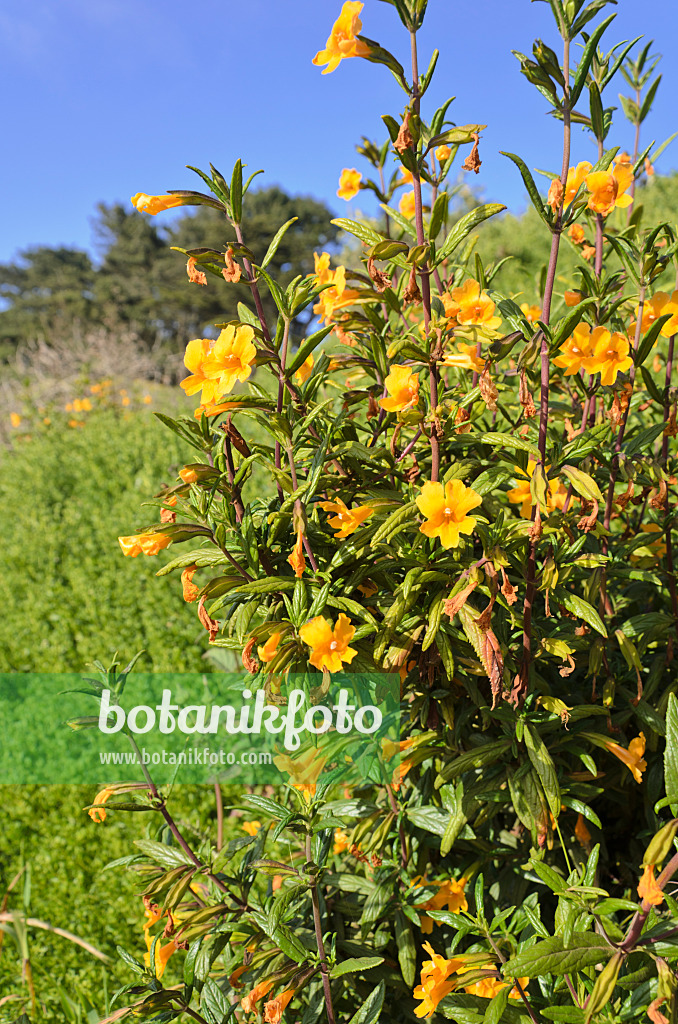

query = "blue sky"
(1, 0), (676, 264)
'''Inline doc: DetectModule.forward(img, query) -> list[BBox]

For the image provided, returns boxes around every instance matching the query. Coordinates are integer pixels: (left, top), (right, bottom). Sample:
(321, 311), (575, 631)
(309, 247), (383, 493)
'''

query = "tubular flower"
(568, 223), (586, 245)
(564, 161), (592, 206)
(201, 324), (258, 398)
(413, 877), (468, 933)
(264, 990), (295, 1023)
(583, 327), (633, 386)
(258, 632), (282, 664)
(413, 942), (466, 1019)
(460, 967), (529, 1000)
(441, 343), (484, 373)
(312, 1), (370, 74)
(337, 168), (362, 200)
(564, 290), (582, 307)
(273, 747), (328, 798)
(603, 732), (647, 783)
(416, 479), (482, 549)
(241, 981), (275, 1014)
(299, 613), (357, 672)
(553, 322), (595, 376)
(520, 303), (542, 323)
(295, 354), (314, 384)
(180, 338), (216, 400)
(313, 263), (359, 324)
(585, 160), (634, 217)
(506, 461), (568, 519)
(317, 497), (374, 538)
(118, 532), (171, 557)
(87, 786), (115, 823)
(287, 528), (306, 579)
(181, 565), (199, 602)
(399, 190), (416, 219)
(638, 864), (664, 906)
(380, 364), (420, 412)
(131, 192), (185, 215)
(448, 279), (501, 330)
(631, 291), (678, 339)
(242, 820), (261, 836)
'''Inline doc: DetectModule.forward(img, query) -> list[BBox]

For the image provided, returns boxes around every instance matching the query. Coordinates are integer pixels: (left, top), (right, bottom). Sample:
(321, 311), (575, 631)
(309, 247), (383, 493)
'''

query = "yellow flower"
(380, 364), (420, 412)
(553, 322), (595, 376)
(603, 732), (647, 783)
(242, 820), (261, 836)
(400, 166), (415, 185)
(312, 1), (370, 74)
(118, 532), (171, 557)
(564, 161), (592, 206)
(180, 338), (216, 401)
(583, 327), (633, 386)
(448, 279), (501, 330)
(506, 461), (568, 519)
(520, 303), (542, 323)
(440, 343), (484, 373)
(201, 324), (258, 399)
(399, 190), (416, 219)
(413, 877), (468, 933)
(416, 479), (482, 549)
(287, 528), (306, 579)
(337, 168), (362, 200)
(263, 990), (295, 1023)
(436, 145), (452, 163)
(86, 786), (115, 823)
(317, 497), (374, 538)
(585, 161), (634, 217)
(258, 632), (282, 664)
(564, 290), (582, 307)
(295, 354), (314, 384)
(413, 941), (466, 1019)
(568, 223), (586, 245)
(631, 291), (678, 339)
(312, 262), (359, 324)
(313, 250), (333, 287)
(10, 412), (21, 428)
(143, 394), (152, 404)
(638, 863), (664, 906)
(333, 829), (351, 855)
(299, 613), (357, 672)
(179, 466), (198, 483)
(273, 746), (328, 798)
(131, 192), (185, 215)
(460, 967), (529, 1001)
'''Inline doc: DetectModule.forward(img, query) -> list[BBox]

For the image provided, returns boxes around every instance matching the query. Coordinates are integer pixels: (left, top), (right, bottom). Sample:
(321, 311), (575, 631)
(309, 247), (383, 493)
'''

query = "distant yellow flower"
(380, 364), (420, 412)
(333, 828), (351, 855)
(435, 145), (452, 163)
(287, 528), (306, 579)
(242, 820), (261, 836)
(258, 632), (282, 664)
(295, 354), (314, 384)
(520, 303), (541, 323)
(638, 863), (664, 906)
(10, 412), (21, 428)
(564, 161), (592, 206)
(584, 327), (633, 386)
(143, 394), (152, 404)
(568, 223), (586, 245)
(553, 322), (595, 376)
(86, 786), (115, 823)
(131, 192), (185, 215)
(416, 479), (482, 549)
(585, 161), (634, 217)
(299, 613), (357, 672)
(337, 168), (362, 200)
(448, 279), (501, 330)
(400, 166), (415, 185)
(118, 532), (171, 557)
(413, 941), (466, 1018)
(399, 190), (416, 219)
(506, 461), (568, 519)
(603, 732), (647, 783)
(312, 1), (370, 74)
(317, 497), (374, 538)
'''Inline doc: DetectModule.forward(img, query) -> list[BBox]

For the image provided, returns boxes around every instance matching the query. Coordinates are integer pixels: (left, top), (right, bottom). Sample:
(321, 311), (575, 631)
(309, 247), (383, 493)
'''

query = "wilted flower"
(181, 565), (199, 602)
(337, 168), (362, 200)
(568, 223), (586, 245)
(241, 980), (275, 1014)
(287, 528), (306, 579)
(312, 1), (370, 74)
(299, 613), (357, 672)
(258, 632), (282, 664)
(638, 863), (664, 906)
(416, 479), (482, 549)
(86, 786), (115, 823)
(186, 257), (207, 286)
(317, 497), (374, 538)
(263, 990), (295, 1023)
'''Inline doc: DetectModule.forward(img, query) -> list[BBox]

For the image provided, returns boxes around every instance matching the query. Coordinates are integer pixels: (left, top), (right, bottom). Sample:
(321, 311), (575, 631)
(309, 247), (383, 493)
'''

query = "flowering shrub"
(90, 1), (678, 1021)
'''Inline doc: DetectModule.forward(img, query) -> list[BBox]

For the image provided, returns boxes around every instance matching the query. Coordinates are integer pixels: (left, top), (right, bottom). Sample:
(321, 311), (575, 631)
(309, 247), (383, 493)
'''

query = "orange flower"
(201, 324), (258, 398)
(317, 497), (374, 538)
(547, 178), (564, 213)
(86, 786), (115, 823)
(399, 190), (416, 219)
(180, 338), (215, 400)
(413, 877), (468, 933)
(638, 863), (664, 906)
(520, 303), (542, 323)
(312, 1), (370, 74)
(131, 192), (185, 215)
(242, 820), (261, 836)
(264, 990), (295, 1023)
(447, 279), (501, 330)
(564, 290), (582, 307)
(295, 354), (314, 384)
(416, 479), (482, 549)
(441, 342), (484, 373)
(181, 565), (199, 603)
(118, 532), (171, 557)
(568, 223), (586, 245)
(312, 259), (359, 324)
(380, 364), (420, 412)
(299, 613), (357, 672)
(631, 291), (678, 339)
(179, 466), (198, 484)
(460, 967), (529, 1001)
(575, 813), (592, 846)
(241, 980), (275, 1014)
(10, 412), (21, 428)
(333, 828), (351, 855)
(603, 732), (647, 783)
(585, 160), (634, 217)
(553, 322), (595, 376)
(337, 168), (362, 200)
(413, 942), (466, 1018)
(287, 529), (306, 579)
(583, 327), (633, 386)
(186, 257), (207, 286)
(564, 161), (592, 206)
(258, 632), (282, 664)
(581, 244), (596, 261)
(506, 461), (568, 519)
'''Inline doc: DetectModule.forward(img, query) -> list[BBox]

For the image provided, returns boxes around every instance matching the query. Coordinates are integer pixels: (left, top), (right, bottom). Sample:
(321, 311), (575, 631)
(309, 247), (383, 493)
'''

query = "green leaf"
(134, 840), (195, 870)
(561, 465), (603, 503)
(483, 985), (510, 1024)
(288, 324), (334, 375)
(553, 590), (607, 637)
(570, 15), (617, 107)
(524, 724), (561, 817)
(476, 432), (541, 459)
(330, 956), (385, 978)
(436, 203), (506, 265)
(230, 159), (243, 223)
(406, 806), (452, 836)
(260, 217), (298, 270)
(503, 932), (614, 977)
(331, 217), (384, 248)
(501, 152), (549, 224)
(395, 911), (417, 987)
(666, 694), (678, 815)
(348, 981), (385, 1024)
(437, 739), (512, 784)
